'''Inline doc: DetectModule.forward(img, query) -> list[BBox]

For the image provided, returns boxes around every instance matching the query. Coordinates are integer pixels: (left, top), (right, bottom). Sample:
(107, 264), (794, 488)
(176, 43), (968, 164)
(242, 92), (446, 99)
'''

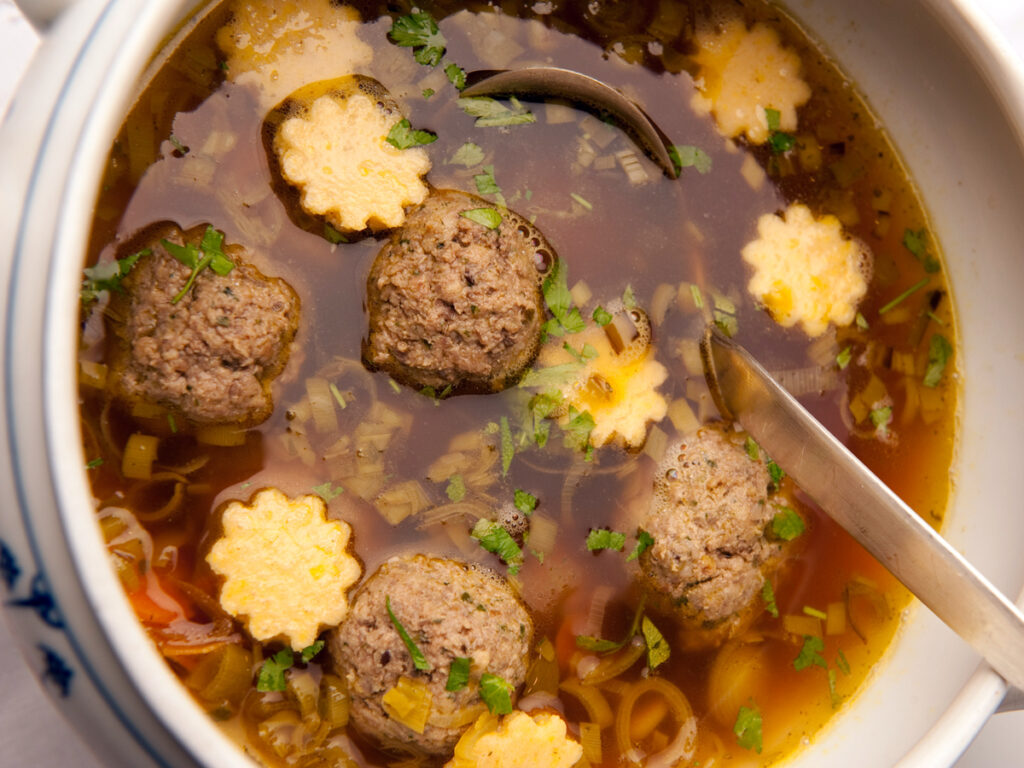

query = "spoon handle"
(701, 325), (1024, 692)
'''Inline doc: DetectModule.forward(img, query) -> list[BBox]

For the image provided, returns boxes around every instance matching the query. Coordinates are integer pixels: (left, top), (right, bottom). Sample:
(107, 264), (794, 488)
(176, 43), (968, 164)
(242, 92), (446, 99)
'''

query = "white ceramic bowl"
(2, 1), (1023, 766)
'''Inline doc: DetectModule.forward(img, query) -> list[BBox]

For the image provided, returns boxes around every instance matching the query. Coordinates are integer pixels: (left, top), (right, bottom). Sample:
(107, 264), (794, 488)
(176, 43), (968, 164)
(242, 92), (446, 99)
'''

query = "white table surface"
(3, 0), (1024, 765)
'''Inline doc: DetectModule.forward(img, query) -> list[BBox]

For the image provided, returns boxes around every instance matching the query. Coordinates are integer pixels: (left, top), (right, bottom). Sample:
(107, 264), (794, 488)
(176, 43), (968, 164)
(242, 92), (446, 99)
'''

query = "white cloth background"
(2, 0), (1023, 765)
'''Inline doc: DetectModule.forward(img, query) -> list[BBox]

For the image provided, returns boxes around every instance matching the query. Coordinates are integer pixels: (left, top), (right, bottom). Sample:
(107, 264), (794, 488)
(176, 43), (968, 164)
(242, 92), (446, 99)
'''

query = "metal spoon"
(700, 324), (1024, 692)
(461, 66), (678, 178)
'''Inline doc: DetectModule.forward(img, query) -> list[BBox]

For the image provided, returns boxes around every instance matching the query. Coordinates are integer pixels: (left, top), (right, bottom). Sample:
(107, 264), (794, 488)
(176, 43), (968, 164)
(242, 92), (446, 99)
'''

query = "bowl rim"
(15, 0), (1024, 766)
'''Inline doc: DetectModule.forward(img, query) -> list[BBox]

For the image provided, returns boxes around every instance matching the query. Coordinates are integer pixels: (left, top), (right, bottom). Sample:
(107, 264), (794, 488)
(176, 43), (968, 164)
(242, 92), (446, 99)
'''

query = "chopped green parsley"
(622, 284), (637, 309)
(473, 165), (501, 196)
(388, 11), (447, 67)
(592, 306), (613, 326)
(323, 223), (347, 244)
(771, 506), (805, 541)
(513, 489), (537, 515)
(541, 257), (586, 337)
(161, 226), (235, 304)
(460, 207), (503, 229)
(471, 519), (523, 574)
(479, 672), (514, 714)
(641, 616), (670, 669)
(586, 528), (626, 552)
(386, 595), (431, 672)
(445, 657), (472, 691)
(311, 481), (344, 502)
(902, 228), (941, 273)
(257, 648), (294, 692)
(446, 474), (467, 502)
(765, 108), (796, 155)
(626, 529), (654, 562)
(448, 141), (485, 167)
(734, 702), (763, 753)
(761, 580), (779, 618)
(879, 276), (929, 315)
(870, 405), (892, 437)
(836, 346), (853, 370)
(301, 640), (324, 663)
(81, 248), (148, 304)
(923, 334), (952, 387)
(563, 407), (596, 459)
(499, 416), (514, 476)
(458, 96), (536, 127)
(744, 436), (760, 461)
(669, 144), (712, 175)
(444, 62), (467, 90)
(793, 634), (827, 671)
(385, 118), (437, 150)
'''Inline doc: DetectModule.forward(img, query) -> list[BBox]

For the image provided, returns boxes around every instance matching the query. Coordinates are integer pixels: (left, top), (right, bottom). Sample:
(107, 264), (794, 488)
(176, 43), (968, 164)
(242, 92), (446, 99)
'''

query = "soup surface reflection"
(78, 0), (958, 766)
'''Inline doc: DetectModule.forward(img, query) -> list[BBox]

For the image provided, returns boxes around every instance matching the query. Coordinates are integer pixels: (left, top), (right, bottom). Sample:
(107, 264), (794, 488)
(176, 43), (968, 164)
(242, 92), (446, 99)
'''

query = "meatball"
(106, 223), (299, 426)
(329, 555), (533, 756)
(638, 423), (786, 642)
(364, 189), (552, 393)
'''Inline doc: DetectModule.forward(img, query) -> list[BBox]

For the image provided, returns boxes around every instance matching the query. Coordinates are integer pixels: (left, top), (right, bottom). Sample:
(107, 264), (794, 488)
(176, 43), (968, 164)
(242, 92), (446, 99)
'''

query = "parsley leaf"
(473, 165), (501, 196)
(301, 640), (324, 663)
(767, 459), (785, 490)
(902, 228), (941, 273)
(586, 528), (626, 552)
(458, 96), (536, 127)
(513, 489), (537, 515)
(575, 635), (622, 652)
(479, 672), (514, 714)
(446, 474), (467, 502)
(592, 306), (613, 326)
(541, 258), (587, 337)
(641, 616), (670, 669)
(499, 416), (514, 476)
(771, 506), (805, 541)
(764, 107), (796, 154)
(444, 62), (467, 90)
(386, 118), (438, 150)
(471, 519), (523, 573)
(81, 248), (148, 303)
(923, 334), (952, 387)
(161, 226), (235, 304)
(793, 634), (827, 671)
(836, 346), (853, 369)
(312, 481), (344, 501)
(744, 436), (760, 461)
(870, 406), (892, 437)
(836, 649), (851, 676)
(734, 702), (763, 753)
(563, 407), (596, 459)
(460, 208), (503, 229)
(323, 223), (348, 244)
(446, 657), (472, 691)
(761, 580), (779, 618)
(626, 529), (654, 562)
(448, 141), (485, 167)
(669, 144), (712, 175)
(519, 363), (582, 390)
(257, 648), (294, 692)
(386, 596), (431, 672)
(389, 11), (447, 67)
(622, 284), (638, 309)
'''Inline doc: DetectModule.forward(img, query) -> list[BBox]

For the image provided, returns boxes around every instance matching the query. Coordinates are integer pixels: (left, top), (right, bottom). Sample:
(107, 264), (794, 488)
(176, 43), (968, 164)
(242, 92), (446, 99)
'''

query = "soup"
(77, 0), (958, 766)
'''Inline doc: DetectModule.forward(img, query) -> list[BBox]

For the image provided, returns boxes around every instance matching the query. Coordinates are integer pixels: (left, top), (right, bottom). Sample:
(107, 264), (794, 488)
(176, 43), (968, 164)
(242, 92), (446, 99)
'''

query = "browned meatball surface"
(329, 555), (533, 756)
(639, 422), (788, 642)
(364, 189), (552, 393)
(106, 223), (299, 427)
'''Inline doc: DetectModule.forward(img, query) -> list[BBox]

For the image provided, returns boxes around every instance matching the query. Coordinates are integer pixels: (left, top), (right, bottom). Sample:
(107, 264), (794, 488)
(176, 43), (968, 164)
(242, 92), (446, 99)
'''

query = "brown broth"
(79, 1), (957, 766)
